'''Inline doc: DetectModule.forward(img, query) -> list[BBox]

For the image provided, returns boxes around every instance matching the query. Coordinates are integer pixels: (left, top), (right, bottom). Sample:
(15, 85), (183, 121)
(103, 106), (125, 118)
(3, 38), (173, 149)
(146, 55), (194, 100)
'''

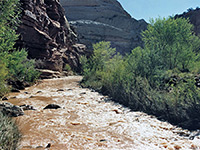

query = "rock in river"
(0, 102), (24, 117)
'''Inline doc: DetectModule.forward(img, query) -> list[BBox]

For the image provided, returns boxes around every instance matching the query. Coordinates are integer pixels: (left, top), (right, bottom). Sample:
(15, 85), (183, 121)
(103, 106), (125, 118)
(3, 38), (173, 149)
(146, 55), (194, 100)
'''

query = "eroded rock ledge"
(16, 0), (86, 72)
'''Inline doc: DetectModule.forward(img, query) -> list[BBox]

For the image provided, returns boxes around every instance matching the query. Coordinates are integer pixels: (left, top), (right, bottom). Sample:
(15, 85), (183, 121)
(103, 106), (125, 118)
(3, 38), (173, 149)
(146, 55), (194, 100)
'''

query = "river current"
(8, 76), (200, 150)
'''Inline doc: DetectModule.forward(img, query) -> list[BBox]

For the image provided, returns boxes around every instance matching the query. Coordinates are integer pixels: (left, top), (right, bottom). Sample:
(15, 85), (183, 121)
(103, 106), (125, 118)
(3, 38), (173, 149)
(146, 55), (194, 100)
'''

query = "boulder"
(19, 104), (36, 111)
(43, 104), (61, 109)
(60, 0), (148, 54)
(16, 0), (86, 73)
(0, 102), (24, 117)
(8, 79), (30, 91)
(2, 97), (8, 101)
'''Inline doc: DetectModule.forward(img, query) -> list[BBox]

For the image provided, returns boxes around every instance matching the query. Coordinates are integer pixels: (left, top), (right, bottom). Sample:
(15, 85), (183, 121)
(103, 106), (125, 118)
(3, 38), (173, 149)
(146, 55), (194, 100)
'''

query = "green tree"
(0, 0), (39, 90)
(6, 50), (40, 82)
(0, 62), (8, 97)
(81, 41), (116, 89)
(80, 18), (200, 129)
(91, 41), (116, 71)
(0, 0), (21, 96)
(0, 0), (20, 54)
(142, 17), (200, 72)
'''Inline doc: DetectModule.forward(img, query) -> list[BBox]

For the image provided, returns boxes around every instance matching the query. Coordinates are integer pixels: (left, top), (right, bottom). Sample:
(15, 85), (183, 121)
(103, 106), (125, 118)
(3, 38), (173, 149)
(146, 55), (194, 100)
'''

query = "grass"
(0, 112), (21, 150)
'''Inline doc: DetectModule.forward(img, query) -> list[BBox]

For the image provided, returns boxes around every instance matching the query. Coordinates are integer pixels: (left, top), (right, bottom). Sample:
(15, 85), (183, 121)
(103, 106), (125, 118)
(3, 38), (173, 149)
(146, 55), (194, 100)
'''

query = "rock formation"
(0, 102), (24, 117)
(60, 0), (148, 54)
(16, 0), (86, 72)
(175, 8), (200, 36)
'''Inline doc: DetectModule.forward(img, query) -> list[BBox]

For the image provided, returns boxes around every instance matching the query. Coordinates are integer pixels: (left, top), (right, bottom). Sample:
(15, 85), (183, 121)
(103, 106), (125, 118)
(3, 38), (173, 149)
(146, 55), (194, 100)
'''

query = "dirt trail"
(8, 76), (200, 150)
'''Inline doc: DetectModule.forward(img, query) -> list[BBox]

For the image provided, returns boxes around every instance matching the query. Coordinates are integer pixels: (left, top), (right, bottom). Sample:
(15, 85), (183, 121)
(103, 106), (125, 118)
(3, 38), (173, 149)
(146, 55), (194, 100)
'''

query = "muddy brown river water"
(7, 76), (200, 150)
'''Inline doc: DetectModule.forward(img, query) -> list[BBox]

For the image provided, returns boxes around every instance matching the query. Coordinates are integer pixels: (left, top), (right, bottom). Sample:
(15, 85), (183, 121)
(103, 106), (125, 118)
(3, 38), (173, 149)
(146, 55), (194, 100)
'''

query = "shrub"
(0, 0), (39, 149)
(0, 0), (39, 90)
(0, 62), (9, 97)
(81, 41), (116, 90)
(0, 112), (21, 150)
(6, 49), (40, 83)
(81, 16), (200, 130)
(0, 0), (20, 54)
(187, 7), (194, 12)
(142, 17), (200, 83)
(64, 64), (72, 72)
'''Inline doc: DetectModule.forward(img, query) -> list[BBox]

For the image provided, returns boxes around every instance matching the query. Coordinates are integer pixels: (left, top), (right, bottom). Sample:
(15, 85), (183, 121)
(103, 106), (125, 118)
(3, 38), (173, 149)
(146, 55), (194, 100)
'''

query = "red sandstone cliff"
(16, 0), (86, 73)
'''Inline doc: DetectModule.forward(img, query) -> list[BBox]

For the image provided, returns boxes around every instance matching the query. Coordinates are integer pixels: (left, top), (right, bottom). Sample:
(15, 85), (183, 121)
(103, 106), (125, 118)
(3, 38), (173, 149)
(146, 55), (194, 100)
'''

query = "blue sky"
(117, 0), (200, 22)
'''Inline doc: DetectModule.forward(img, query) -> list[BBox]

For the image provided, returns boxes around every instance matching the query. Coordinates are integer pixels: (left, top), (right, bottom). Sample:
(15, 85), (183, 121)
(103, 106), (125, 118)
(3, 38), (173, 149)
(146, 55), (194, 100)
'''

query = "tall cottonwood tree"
(142, 17), (200, 72)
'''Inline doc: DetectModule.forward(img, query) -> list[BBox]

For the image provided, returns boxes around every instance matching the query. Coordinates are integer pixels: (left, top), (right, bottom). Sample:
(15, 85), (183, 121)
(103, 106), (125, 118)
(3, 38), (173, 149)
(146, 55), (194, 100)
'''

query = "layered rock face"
(60, 0), (148, 54)
(175, 8), (200, 35)
(16, 0), (86, 72)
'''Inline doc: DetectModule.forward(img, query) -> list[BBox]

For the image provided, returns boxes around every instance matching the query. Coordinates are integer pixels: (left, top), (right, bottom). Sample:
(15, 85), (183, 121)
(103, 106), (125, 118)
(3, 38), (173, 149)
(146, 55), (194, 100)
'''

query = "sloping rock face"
(60, 0), (148, 54)
(16, 0), (86, 72)
(175, 8), (200, 36)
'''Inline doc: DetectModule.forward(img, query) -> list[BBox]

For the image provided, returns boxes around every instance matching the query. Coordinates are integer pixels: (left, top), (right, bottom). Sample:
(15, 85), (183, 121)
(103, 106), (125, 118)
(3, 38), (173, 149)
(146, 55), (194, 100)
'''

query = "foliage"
(0, 112), (21, 150)
(6, 49), (40, 82)
(187, 7), (194, 12)
(0, 0), (41, 149)
(142, 17), (200, 76)
(0, 0), (39, 96)
(0, 0), (20, 53)
(0, 62), (9, 97)
(196, 7), (200, 10)
(81, 17), (200, 130)
(64, 64), (72, 72)
(81, 41), (116, 90)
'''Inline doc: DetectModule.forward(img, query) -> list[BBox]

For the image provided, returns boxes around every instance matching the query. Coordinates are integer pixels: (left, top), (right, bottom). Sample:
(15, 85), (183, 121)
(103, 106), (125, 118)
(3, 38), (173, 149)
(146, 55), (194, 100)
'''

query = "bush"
(0, 0), (20, 54)
(81, 41), (116, 90)
(0, 0), (39, 93)
(6, 49), (40, 83)
(64, 64), (72, 72)
(0, 0), (21, 93)
(0, 62), (9, 97)
(0, 112), (21, 150)
(142, 17), (200, 87)
(0, 0), (39, 149)
(81, 16), (200, 130)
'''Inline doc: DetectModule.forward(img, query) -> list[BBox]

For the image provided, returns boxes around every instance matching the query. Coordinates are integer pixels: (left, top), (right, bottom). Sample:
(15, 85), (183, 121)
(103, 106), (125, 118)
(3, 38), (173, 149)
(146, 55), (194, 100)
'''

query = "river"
(7, 76), (200, 150)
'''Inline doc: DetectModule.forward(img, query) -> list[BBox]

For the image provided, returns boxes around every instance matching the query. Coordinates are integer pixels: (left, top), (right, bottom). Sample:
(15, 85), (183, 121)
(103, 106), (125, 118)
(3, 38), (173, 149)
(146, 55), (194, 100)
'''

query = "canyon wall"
(16, 0), (86, 72)
(60, 0), (148, 54)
